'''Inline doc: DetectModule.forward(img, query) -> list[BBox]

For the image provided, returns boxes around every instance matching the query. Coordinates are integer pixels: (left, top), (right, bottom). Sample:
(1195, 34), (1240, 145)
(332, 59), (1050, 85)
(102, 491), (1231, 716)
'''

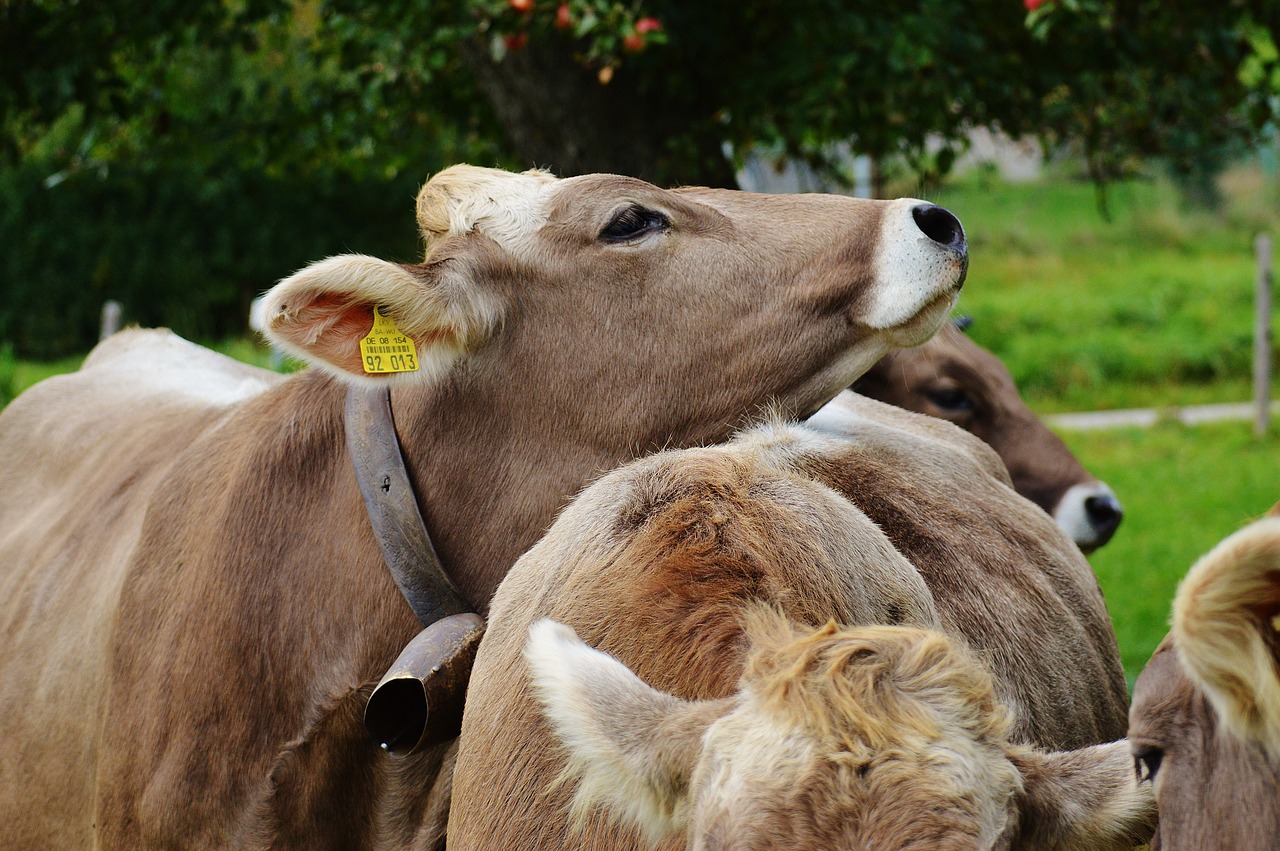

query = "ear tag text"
(360, 307), (420, 374)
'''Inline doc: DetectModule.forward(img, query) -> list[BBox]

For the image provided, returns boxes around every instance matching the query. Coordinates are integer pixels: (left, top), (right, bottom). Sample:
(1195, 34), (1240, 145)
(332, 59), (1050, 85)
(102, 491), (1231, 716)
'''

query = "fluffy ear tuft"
(1008, 741), (1157, 850)
(1173, 515), (1280, 754)
(259, 254), (500, 384)
(417, 165), (557, 256)
(524, 619), (723, 844)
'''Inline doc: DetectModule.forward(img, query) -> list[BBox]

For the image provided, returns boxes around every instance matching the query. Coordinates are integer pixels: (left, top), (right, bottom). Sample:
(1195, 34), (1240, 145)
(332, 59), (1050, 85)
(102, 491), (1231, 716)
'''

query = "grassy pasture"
(929, 164), (1280, 413)
(1062, 421), (1279, 685)
(2, 166), (1278, 685)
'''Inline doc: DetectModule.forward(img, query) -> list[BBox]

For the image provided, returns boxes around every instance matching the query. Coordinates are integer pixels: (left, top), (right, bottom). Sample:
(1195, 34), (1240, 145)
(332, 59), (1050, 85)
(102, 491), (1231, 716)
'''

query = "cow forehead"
(694, 711), (1015, 850)
(691, 625), (1019, 847)
(1133, 640), (1280, 846)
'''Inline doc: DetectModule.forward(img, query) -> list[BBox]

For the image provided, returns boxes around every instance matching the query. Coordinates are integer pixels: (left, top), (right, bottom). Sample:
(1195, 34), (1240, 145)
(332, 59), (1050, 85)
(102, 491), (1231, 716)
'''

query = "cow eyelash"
(926, 387), (974, 412)
(1133, 746), (1163, 784)
(600, 206), (669, 243)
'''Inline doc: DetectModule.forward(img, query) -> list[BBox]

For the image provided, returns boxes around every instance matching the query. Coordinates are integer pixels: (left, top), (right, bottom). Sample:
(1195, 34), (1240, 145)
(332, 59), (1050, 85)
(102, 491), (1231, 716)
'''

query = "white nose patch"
(1054, 482), (1120, 549)
(864, 198), (966, 330)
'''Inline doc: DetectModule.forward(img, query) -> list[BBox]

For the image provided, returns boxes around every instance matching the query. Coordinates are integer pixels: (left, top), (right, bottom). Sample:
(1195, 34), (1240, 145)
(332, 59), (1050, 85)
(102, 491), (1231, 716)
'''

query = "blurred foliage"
(2, 0), (1279, 354)
(0, 139), (426, 356)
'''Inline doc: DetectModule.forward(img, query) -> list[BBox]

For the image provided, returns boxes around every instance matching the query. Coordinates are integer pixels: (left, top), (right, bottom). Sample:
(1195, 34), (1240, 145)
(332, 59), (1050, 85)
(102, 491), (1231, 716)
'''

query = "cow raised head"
(255, 165), (970, 604)
(852, 318), (1123, 552)
(1129, 511), (1280, 850)
(527, 610), (1154, 850)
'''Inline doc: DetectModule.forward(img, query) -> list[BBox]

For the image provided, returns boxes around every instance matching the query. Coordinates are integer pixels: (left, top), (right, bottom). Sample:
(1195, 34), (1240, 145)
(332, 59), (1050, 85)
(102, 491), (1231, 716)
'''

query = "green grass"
(0, 344), (84, 407)
(0, 336), (294, 407)
(1063, 420), (1280, 686)
(928, 164), (1280, 412)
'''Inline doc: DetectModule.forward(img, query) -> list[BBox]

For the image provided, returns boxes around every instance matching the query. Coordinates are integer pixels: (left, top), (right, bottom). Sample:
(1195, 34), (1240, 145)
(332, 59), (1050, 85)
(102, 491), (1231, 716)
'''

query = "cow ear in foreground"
(259, 254), (501, 382)
(1172, 515), (1280, 753)
(1007, 741), (1157, 850)
(524, 619), (725, 844)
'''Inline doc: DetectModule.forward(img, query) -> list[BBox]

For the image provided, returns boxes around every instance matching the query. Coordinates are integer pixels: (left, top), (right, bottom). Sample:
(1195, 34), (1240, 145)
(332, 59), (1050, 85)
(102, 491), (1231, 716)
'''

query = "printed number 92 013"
(364, 353), (418, 373)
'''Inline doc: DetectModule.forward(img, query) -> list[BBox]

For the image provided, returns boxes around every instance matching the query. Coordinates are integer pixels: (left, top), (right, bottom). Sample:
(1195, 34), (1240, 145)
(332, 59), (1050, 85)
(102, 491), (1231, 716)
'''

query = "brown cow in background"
(0, 166), (969, 848)
(1128, 508), (1280, 850)
(449, 395), (1137, 849)
(855, 318), (1123, 552)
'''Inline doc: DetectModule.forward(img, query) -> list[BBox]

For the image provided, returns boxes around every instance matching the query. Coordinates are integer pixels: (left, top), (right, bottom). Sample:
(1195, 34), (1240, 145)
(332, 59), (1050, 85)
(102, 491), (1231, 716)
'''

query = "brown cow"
(1128, 510), (1280, 850)
(448, 394), (1135, 849)
(855, 320), (1123, 552)
(0, 165), (968, 848)
(527, 613), (1153, 850)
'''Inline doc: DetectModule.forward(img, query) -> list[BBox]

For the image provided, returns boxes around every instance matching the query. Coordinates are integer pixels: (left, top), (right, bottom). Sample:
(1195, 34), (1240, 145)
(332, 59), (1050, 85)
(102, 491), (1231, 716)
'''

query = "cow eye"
(926, 387), (974, 412)
(600, 206), (669, 242)
(1133, 745), (1164, 784)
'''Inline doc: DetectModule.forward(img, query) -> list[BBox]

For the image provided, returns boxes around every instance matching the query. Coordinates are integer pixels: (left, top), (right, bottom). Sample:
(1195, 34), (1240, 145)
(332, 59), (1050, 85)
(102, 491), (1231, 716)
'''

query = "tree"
(2, 0), (1278, 354)
(318, 0), (1280, 189)
(6, 1), (1277, 189)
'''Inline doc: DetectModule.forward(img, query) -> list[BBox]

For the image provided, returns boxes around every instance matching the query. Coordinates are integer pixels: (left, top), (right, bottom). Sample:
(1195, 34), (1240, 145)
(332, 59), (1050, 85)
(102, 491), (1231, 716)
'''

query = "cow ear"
(524, 619), (728, 844)
(1172, 516), (1280, 753)
(258, 254), (501, 383)
(1007, 741), (1157, 850)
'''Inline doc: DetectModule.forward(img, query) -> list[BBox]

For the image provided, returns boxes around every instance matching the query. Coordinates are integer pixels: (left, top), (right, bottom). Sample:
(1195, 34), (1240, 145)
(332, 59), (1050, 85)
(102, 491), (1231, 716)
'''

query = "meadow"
(924, 161), (1280, 684)
(3, 162), (1278, 686)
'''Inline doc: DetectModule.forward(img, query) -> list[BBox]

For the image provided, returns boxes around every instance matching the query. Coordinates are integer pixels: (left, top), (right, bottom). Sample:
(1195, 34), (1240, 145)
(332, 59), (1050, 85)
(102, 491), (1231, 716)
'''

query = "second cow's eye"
(926, 387), (974, 412)
(600, 206), (669, 243)
(1133, 745), (1164, 784)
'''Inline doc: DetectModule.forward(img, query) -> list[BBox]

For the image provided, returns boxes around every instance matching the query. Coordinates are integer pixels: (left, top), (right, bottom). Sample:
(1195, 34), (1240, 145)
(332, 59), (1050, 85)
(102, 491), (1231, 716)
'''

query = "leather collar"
(344, 385), (472, 626)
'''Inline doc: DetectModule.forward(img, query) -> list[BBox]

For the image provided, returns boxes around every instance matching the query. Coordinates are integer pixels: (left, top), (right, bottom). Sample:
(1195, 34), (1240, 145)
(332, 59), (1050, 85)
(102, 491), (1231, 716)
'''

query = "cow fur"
(448, 401), (1133, 849)
(0, 166), (967, 847)
(526, 612), (1153, 850)
(854, 321), (1123, 551)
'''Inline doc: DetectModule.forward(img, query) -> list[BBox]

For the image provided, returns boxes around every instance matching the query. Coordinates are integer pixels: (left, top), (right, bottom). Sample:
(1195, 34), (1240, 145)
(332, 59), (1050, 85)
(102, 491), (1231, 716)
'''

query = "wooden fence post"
(100, 300), (122, 341)
(1256, 234), (1273, 437)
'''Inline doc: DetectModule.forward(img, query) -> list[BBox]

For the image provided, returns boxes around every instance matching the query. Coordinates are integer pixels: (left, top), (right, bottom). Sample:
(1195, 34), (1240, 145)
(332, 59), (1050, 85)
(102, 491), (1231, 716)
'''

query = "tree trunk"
(458, 37), (738, 189)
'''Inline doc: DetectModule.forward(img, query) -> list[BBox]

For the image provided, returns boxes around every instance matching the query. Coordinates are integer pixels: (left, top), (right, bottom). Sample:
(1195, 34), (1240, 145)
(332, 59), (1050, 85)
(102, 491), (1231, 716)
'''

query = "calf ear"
(1173, 516), (1280, 753)
(258, 254), (501, 383)
(1007, 741), (1157, 850)
(524, 619), (728, 844)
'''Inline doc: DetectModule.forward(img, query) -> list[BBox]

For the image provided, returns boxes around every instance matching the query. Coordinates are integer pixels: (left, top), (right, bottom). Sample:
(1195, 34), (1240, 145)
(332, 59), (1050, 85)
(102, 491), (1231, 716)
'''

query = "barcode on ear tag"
(359, 307), (420, 374)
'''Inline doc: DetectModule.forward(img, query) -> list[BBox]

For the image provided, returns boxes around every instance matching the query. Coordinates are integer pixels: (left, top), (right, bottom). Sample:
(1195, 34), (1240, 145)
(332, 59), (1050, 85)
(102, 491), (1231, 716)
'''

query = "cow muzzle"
(364, 612), (487, 755)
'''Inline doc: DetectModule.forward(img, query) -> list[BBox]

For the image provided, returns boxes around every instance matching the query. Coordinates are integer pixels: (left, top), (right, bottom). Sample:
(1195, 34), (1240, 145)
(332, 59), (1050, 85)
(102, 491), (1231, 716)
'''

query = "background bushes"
(0, 161), (423, 357)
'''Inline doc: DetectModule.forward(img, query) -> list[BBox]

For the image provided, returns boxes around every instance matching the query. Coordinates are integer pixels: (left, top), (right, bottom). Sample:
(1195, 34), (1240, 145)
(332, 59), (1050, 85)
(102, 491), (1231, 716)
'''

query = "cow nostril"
(911, 204), (966, 253)
(1084, 494), (1124, 535)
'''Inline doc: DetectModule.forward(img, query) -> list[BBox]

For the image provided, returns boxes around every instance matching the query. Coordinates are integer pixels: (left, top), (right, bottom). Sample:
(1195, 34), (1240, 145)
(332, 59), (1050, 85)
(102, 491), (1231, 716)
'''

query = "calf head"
(529, 610), (1153, 851)
(1129, 513), (1280, 850)
(853, 320), (1122, 552)
(259, 166), (969, 448)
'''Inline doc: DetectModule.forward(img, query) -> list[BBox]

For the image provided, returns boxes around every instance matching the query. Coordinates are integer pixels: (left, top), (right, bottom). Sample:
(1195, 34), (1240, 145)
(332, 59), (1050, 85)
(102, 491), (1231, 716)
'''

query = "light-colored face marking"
(866, 199), (967, 333)
(416, 165), (559, 258)
(686, 619), (1022, 850)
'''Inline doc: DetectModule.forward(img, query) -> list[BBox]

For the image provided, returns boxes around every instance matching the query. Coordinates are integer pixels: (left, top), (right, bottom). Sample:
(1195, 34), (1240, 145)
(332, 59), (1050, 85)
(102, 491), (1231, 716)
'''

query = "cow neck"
(344, 384), (473, 626)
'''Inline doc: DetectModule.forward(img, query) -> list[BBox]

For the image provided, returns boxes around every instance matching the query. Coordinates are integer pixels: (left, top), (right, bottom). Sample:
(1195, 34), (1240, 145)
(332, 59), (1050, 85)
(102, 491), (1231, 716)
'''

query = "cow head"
(258, 166), (968, 448)
(1129, 512), (1280, 850)
(852, 319), (1122, 552)
(527, 611), (1154, 850)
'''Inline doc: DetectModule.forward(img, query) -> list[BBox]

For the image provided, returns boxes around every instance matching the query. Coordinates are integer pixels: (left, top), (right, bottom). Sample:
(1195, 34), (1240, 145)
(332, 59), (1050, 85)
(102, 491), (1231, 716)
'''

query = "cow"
(854, 319), (1123, 552)
(0, 165), (968, 848)
(526, 613), (1154, 850)
(1128, 509), (1280, 850)
(447, 393), (1136, 849)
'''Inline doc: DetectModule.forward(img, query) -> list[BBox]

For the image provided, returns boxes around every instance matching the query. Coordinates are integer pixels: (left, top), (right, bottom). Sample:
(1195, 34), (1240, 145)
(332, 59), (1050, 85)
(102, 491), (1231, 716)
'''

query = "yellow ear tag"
(359, 307), (420, 374)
